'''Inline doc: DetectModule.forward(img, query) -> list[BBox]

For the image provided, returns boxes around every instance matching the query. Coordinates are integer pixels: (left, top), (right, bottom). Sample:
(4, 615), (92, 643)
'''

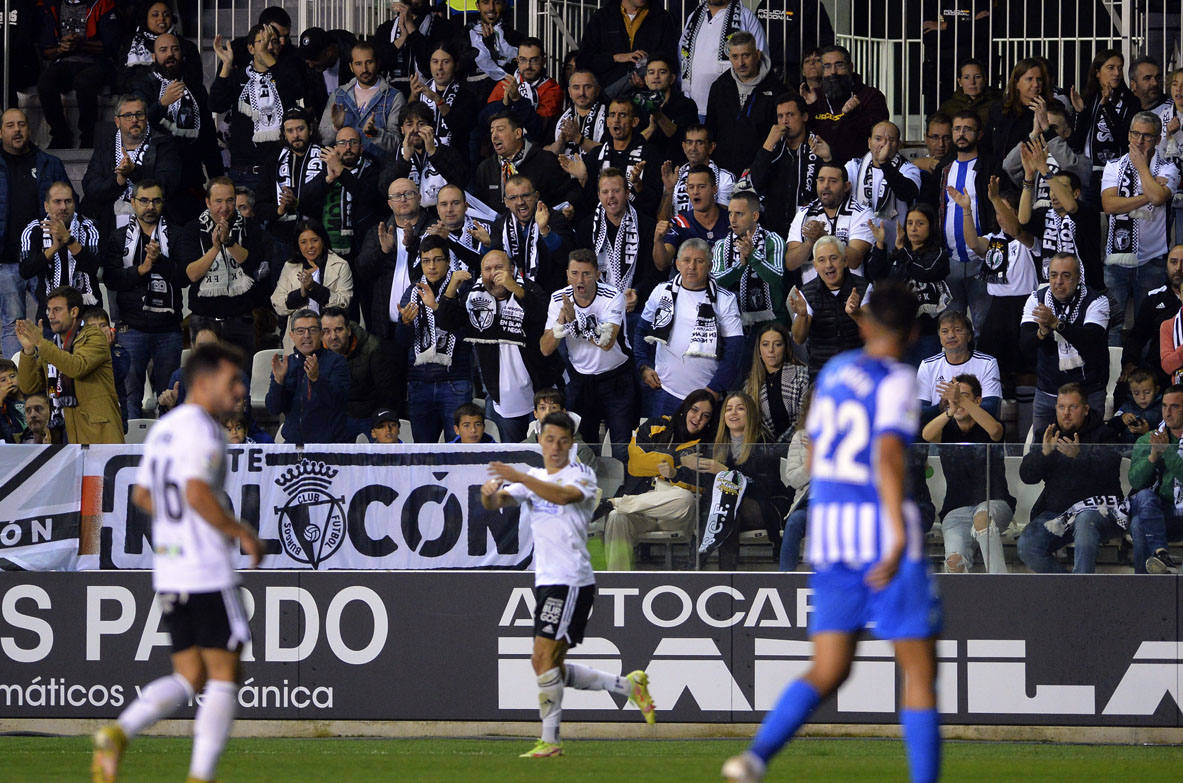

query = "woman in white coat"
(272, 219), (354, 349)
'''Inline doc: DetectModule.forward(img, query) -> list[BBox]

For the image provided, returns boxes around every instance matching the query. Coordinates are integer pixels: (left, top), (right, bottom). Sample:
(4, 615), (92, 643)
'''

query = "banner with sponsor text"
(0, 445), (82, 571)
(83, 444), (542, 571)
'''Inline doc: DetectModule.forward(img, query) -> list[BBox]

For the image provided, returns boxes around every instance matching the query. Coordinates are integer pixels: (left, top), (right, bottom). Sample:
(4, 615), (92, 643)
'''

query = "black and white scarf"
(1032, 151), (1063, 210)
(855, 152), (907, 219)
(645, 275), (722, 359)
(1039, 208), (1079, 261)
(324, 157), (374, 253)
(113, 127), (150, 203)
(125, 26), (159, 67)
(508, 72), (543, 108)
(1041, 283), (1089, 371)
(722, 227), (773, 323)
(502, 216), (540, 280)
(420, 79), (460, 146)
(799, 196), (858, 238)
(1106, 152), (1168, 260)
(699, 470), (748, 558)
(1172, 310), (1183, 384)
(678, 0), (743, 82)
(981, 234), (1012, 285)
(152, 70), (201, 138)
(1089, 92), (1133, 165)
(411, 269), (458, 366)
(46, 326), (79, 429)
(674, 160), (723, 214)
(1043, 495), (1130, 536)
(274, 145), (323, 222)
(195, 210), (252, 298)
(122, 217), (173, 313)
(448, 216), (486, 271)
(768, 137), (820, 212)
(555, 101), (607, 155)
(39, 215), (98, 306)
(592, 203), (640, 291)
(238, 65), (283, 142)
(406, 151), (448, 206)
(595, 140), (645, 199)
(465, 278), (527, 346)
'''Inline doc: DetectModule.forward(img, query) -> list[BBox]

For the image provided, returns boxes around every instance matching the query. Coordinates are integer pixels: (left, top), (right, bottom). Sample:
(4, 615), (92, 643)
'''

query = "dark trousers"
(190, 313), (257, 380)
(37, 58), (113, 145)
(566, 362), (637, 463)
(120, 326), (183, 418)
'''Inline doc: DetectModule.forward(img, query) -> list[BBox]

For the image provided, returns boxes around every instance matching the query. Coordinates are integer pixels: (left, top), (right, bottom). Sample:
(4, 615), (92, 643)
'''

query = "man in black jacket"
(176, 177), (271, 373)
(472, 173), (574, 294)
(469, 112), (580, 212)
(1123, 244), (1183, 387)
(374, 0), (462, 95)
(562, 98), (662, 220)
(789, 234), (869, 378)
(252, 108), (324, 248)
(321, 305), (401, 440)
(577, 0), (678, 99)
(1017, 383), (1123, 573)
(302, 126), (383, 267)
(81, 95), (181, 237)
(704, 31), (783, 176)
(209, 23), (307, 192)
(747, 93), (829, 234)
(434, 249), (559, 443)
(1020, 252), (1110, 433)
(378, 102), (468, 208)
(102, 180), (187, 418)
(354, 177), (433, 339)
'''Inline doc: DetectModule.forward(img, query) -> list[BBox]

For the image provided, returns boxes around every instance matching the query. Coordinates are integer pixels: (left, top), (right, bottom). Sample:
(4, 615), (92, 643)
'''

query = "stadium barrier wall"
(0, 570), (1181, 727)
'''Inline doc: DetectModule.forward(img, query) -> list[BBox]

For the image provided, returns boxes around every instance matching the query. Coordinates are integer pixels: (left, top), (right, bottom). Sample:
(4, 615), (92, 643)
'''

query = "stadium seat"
(1105, 346), (1122, 418)
(124, 418), (154, 444)
(180, 348), (192, 368)
(249, 349), (283, 418)
(926, 456), (946, 515)
(355, 433), (369, 444)
(399, 419), (413, 443)
(1006, 455), (1039, 532)
(594, 456), (624, 500)
(10, 351), (20, 369)
(637, 529), (696, 570)
(484, 419), (501, 443)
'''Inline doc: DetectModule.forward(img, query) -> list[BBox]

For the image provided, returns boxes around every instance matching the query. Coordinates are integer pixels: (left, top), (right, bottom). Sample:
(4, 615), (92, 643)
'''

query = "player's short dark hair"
(1057, 381), (1087, 401)
(926, 111), (951, 131)
(863, 279), (918, 340)
(133, 178), (163, 197)
(1163, 383), (1183, 398)
(81, 307), (111, 326)
(419, 234), (449, 258)
(399, 101), (435, 127)
(46, 286), (83, 313)
(1127, 368), (1158, 387)
(453, 401), (484, 426)
(320, 306), (350, 325)
(540, 411), (576, 437)
(258, 5), (291, 27)
(534, 387), (566, 409)
(568, 248), (597, 268)
(183, 343), (244, 389)
(686, 163), (716, 187)
(952, 109), (981, 129)
(817, 161), (847, 182)
(953, 373), (983, 399)
(775, 92), (808, 115)
(598, 166), (627, 188)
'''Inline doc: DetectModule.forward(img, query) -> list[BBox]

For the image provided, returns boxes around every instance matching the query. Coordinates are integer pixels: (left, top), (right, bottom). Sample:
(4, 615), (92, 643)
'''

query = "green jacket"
(711, 229), (788, 325)
(1128, 430), (1183, 504)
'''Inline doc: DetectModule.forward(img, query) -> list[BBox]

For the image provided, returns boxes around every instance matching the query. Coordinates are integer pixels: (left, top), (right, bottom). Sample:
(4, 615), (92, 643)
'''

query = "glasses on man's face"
(117, 112), (147, 121)
(1129, 130), (1158, 142)
(518, 56), (543, 65)
(134, 197), (164, 206)
(335, 139), (362, 148)
(388, 191), (417, 201)
(291, 326), (322, 336)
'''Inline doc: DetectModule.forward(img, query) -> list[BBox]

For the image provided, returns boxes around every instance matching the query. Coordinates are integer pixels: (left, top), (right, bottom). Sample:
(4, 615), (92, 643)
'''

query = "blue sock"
(749, 680), (821, 763)
(900, 708), (941, 783)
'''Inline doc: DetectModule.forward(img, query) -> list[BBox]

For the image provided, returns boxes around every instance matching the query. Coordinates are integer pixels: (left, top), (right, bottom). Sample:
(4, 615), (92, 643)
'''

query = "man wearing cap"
(296, 26), (356, 123)
(370, 408), (403, 443)
(319, 40), (406, 161)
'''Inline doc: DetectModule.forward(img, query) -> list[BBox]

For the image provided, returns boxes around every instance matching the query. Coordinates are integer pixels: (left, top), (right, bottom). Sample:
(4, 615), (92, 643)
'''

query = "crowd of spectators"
(1, 0), (1182, 573)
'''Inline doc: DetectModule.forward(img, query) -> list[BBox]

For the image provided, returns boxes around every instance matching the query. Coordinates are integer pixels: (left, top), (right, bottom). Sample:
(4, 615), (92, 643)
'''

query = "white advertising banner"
(0, 445), (83, 571)
(84, 443), (541, 571)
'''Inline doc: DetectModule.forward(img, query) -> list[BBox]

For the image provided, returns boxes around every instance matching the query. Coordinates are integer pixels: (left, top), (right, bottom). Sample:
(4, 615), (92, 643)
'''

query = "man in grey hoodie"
(704, 31), (783, 176)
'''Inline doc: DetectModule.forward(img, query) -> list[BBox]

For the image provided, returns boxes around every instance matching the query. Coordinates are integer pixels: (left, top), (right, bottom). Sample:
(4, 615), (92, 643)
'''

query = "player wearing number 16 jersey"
(723, 281), (943, 783)
(92, 343), (263, 783)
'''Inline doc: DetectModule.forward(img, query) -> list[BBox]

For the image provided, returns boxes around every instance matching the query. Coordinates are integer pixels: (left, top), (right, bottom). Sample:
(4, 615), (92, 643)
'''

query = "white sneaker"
(721, 751), (765, 783)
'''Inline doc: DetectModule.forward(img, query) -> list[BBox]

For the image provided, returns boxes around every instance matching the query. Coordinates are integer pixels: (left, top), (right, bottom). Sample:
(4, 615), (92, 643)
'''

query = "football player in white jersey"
(481, 411), (657, 757)
(92, 343), (263, 783)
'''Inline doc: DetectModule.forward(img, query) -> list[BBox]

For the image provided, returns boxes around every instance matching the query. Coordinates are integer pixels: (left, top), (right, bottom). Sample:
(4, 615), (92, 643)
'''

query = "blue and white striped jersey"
(805, 349), (922, 567)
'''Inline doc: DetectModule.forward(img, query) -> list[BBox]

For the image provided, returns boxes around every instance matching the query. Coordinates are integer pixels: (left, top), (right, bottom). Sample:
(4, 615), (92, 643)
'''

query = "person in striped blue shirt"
(722, 280), (943, 783)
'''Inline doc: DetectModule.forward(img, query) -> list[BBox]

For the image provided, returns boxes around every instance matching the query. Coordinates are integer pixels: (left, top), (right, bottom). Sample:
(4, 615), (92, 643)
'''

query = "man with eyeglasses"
(81, 94), (180, 237)
(355, 177), (433, 339)
(470, 173), (574, 294)
(304, 126), (382, 269)
(266, 307), (350, 443)
(806, 45), (889, 167)
(210, 21), (307, 193)
(1101, 111), (1181, 346)
(101, 179), (186, 419)
(484, 37), (561, 143)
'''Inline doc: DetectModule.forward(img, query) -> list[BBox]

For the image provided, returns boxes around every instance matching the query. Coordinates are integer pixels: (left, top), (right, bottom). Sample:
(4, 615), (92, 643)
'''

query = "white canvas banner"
(0, 445), (83, 571)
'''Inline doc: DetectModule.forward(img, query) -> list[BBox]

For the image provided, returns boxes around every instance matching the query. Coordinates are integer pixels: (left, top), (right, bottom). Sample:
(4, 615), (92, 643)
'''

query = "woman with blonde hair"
(743, 321), (808, 443)
(691, 391), (791, 570)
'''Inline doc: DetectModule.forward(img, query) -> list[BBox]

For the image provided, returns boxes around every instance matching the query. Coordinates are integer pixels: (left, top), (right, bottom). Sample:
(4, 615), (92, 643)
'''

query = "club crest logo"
(652, 298), (674, 329)
(274, 460), (346, 569)
(468, 289), (496, 331)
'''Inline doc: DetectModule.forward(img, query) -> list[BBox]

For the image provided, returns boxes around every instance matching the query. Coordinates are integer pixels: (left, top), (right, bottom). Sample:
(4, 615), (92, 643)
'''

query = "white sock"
(537, 667), (564, 744)
(188, 679), (238, 781)
(117, 673), (193, 738)
(565, 663), (630, 695)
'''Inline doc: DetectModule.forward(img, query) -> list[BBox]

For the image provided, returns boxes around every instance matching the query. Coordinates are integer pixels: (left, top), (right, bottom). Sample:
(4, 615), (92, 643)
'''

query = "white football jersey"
(135, 404), (239, 593)
(545, 283), (629, 375)
(505, 461), (598, 587)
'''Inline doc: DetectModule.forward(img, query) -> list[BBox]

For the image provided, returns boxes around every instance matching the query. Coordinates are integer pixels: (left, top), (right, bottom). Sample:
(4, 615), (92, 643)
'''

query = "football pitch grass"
(5, 735), (1183, 782)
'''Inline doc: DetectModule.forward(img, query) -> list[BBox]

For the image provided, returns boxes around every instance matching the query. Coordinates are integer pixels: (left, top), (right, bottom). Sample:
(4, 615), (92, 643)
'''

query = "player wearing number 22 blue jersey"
(723, 281), (943, 783)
